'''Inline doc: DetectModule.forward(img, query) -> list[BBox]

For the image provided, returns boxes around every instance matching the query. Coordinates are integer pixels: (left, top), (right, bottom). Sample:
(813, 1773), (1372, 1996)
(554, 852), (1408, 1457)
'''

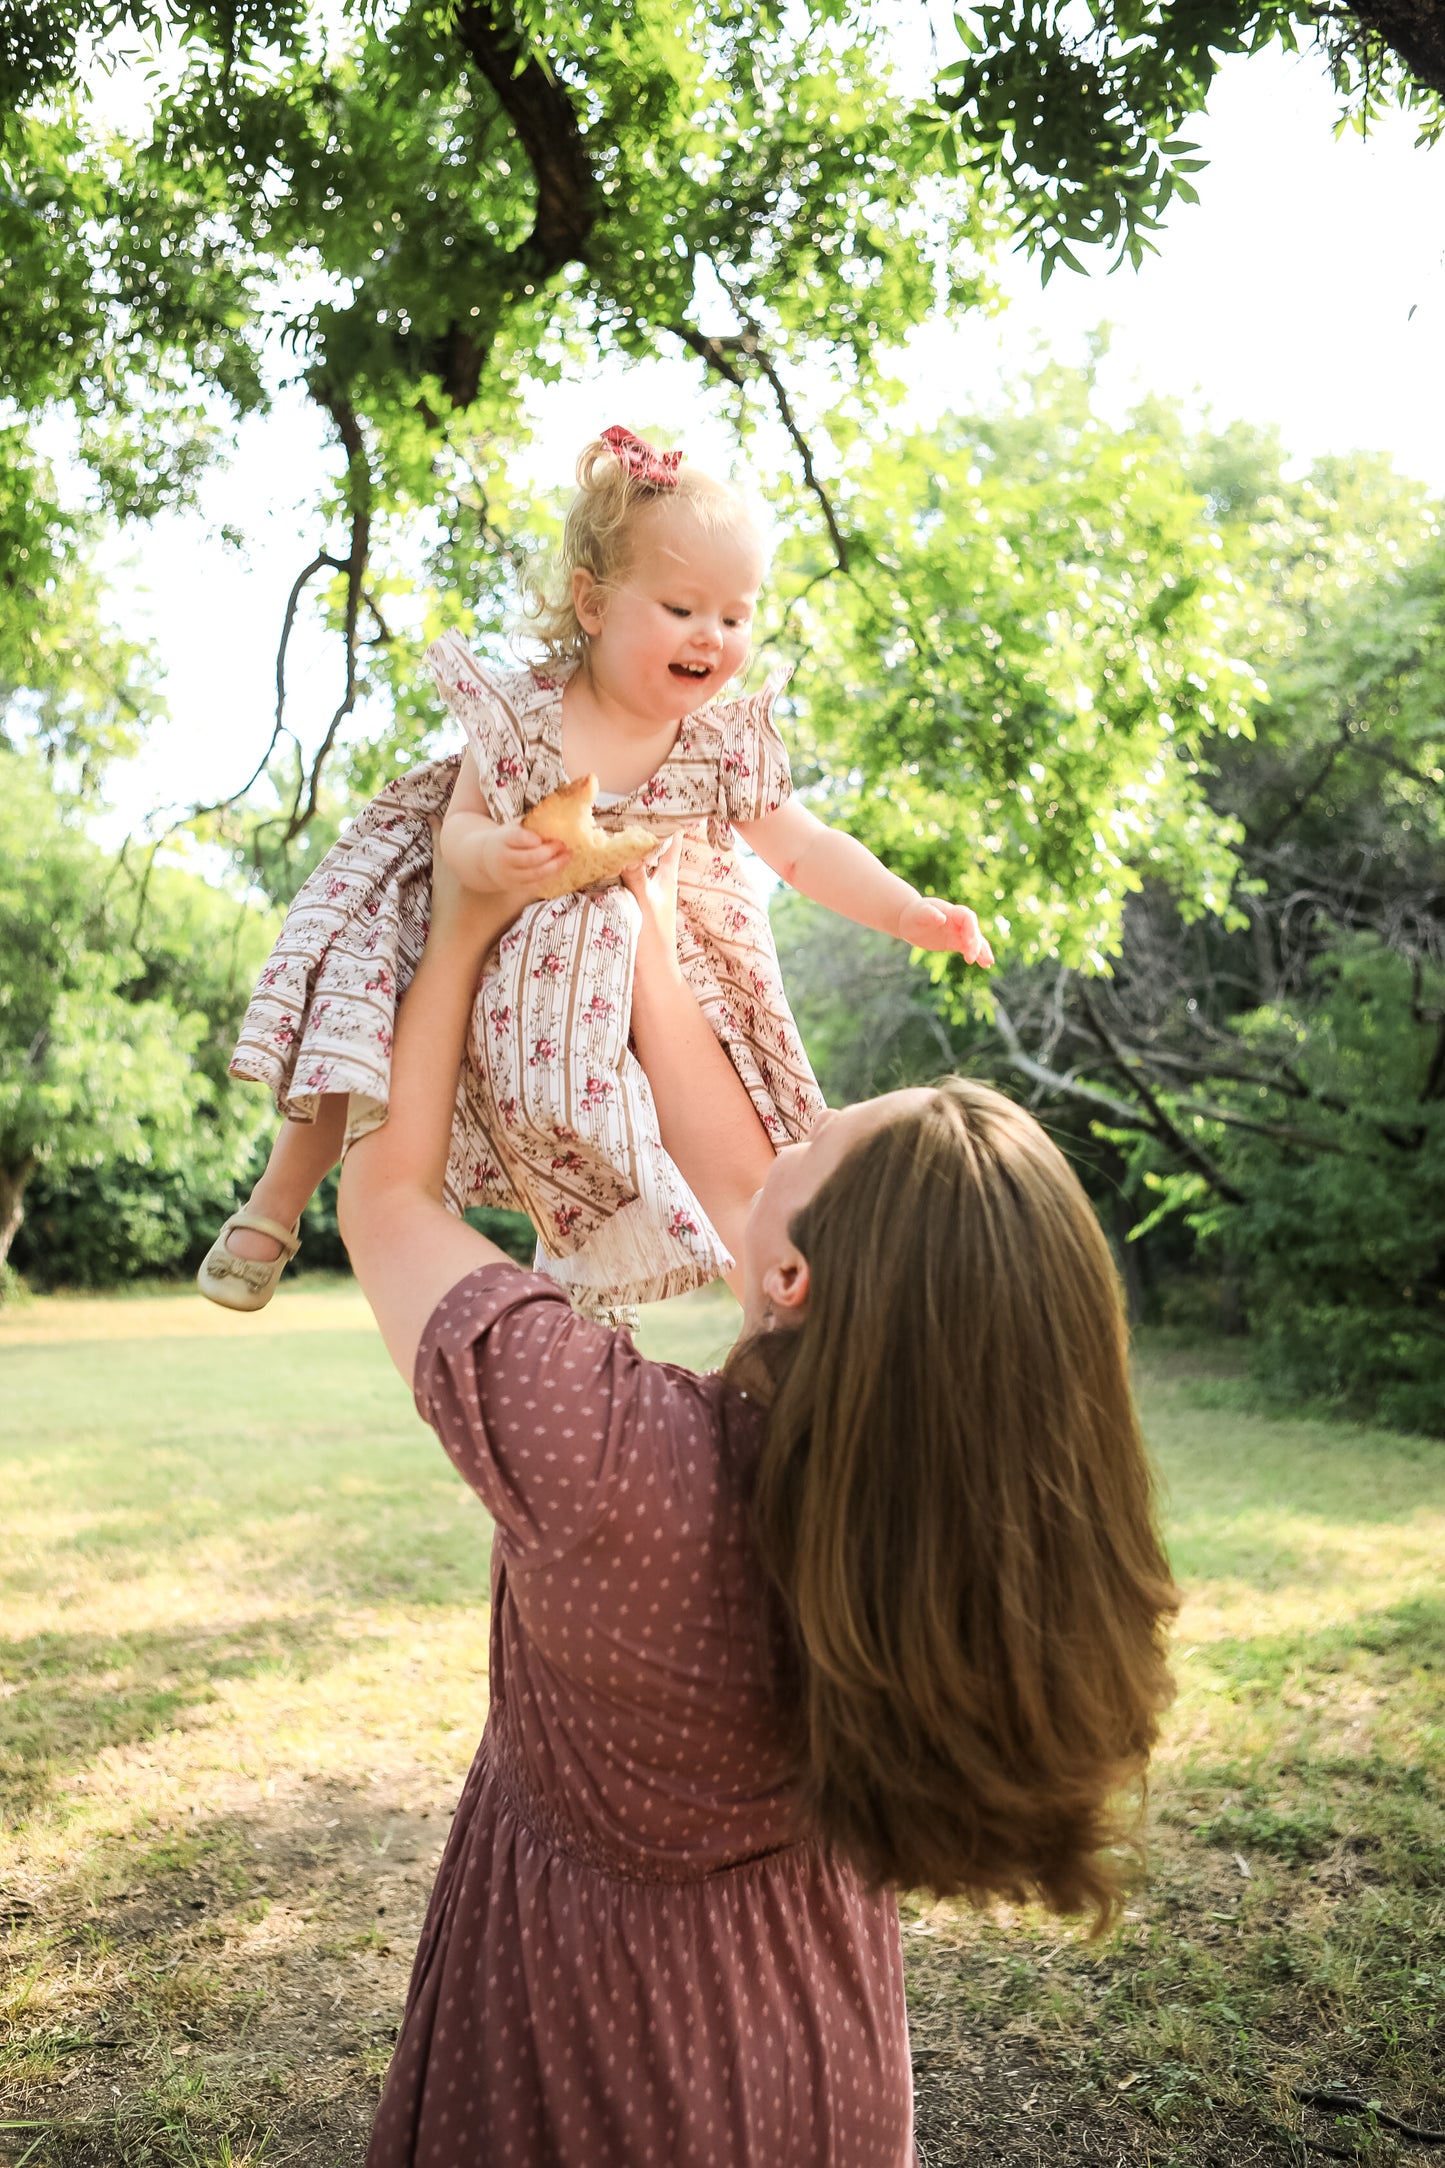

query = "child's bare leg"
(225, 1096), (349, 1261)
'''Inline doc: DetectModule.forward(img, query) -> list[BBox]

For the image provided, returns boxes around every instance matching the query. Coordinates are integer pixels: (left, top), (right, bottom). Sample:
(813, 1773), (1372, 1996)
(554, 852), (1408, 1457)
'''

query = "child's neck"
(560, 662), (686, 796)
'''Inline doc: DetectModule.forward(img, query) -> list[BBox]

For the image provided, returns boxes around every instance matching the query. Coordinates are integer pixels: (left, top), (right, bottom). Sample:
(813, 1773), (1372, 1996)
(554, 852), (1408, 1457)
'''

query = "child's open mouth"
(669, 662), (712, 680)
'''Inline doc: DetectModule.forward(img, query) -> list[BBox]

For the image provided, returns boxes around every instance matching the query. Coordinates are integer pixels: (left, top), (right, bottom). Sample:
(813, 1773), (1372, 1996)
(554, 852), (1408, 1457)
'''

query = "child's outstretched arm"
(441, 751), (571, 895)
(736, 799), (994, 968)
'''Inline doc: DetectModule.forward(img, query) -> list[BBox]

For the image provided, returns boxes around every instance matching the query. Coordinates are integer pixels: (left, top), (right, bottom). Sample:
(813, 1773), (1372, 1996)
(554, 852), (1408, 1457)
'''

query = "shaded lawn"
(0, 1277), (1441, 2166)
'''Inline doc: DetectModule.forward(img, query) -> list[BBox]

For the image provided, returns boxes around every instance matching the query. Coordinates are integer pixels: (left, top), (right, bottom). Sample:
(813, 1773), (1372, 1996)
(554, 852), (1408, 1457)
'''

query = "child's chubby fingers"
(900, 895), (994, 966)
(502, 830), (571, 877)
(948, 906), (994, 969)
(946, 906), (993, 968)
(501, 823), (566, 861)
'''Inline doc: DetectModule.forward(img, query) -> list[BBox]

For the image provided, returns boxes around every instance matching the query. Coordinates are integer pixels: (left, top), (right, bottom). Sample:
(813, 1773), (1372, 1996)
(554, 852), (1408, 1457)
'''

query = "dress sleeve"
(717, 665), (795, 824)
(424, 630), (530, 824)
(413, 1262), (654, 1568)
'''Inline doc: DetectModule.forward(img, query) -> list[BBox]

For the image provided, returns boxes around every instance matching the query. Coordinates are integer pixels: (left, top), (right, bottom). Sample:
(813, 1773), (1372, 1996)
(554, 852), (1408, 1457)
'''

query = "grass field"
(1, 1277), (1441, 2166)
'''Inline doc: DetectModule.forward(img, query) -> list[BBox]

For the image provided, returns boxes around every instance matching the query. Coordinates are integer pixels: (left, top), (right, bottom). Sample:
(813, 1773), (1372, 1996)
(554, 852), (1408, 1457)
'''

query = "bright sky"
(97, 39), (1445, 836)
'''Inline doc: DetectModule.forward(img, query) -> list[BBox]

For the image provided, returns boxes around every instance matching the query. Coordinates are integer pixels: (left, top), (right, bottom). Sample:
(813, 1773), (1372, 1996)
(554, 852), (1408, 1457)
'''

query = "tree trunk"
(1347, 0), (1445, 99)
(0, 1156), (34, 1289)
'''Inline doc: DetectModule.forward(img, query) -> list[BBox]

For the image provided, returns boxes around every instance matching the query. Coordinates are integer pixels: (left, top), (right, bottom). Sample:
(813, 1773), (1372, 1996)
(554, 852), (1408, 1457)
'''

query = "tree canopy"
(772, 397), (1445, 1429)
(1, 0), (992, 819)
(772, 362), (1255, 975)
(0, 762), (206, 1269)
(4, 0), (1441, 831)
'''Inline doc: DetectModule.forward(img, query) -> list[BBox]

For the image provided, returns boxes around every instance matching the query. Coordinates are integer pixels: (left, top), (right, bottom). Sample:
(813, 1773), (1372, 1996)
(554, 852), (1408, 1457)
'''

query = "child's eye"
(664, 604), (691, 618)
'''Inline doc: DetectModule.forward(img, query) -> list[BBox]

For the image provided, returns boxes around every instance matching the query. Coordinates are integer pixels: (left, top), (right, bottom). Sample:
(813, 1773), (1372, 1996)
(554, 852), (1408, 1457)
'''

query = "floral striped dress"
(230, 633), (825, 1308)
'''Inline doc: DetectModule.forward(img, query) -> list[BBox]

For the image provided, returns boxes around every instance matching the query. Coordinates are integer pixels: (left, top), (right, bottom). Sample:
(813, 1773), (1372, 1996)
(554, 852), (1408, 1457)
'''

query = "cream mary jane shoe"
(196, 1212), (301, 1312)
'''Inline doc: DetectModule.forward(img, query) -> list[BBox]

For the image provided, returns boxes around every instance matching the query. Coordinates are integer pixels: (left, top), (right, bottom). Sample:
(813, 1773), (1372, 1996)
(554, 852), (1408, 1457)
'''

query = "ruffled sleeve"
(425, 630), (531, 824)
(715, 665), (795, 825)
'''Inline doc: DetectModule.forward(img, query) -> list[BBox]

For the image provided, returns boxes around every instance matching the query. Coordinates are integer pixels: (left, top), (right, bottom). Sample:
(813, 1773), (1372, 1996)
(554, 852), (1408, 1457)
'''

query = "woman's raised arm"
(622, 839), (777, 1285)
(337, 854), (526, 1382)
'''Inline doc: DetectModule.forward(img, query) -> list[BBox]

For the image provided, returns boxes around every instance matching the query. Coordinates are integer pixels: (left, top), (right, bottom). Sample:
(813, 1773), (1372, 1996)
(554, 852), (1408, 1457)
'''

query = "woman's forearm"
(338, 886), (521, 1378)
(628, 949), (777, 1272)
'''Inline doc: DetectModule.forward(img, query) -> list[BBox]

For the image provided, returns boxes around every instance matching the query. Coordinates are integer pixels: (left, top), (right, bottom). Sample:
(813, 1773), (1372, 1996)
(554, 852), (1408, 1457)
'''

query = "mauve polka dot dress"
(366, 1265), (915, 2167)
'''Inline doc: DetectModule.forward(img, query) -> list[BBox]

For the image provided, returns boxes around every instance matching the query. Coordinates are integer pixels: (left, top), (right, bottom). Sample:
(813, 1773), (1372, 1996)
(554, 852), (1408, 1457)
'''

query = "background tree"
(1, 0), (995, 863)
(769, 359), (1254, 978)
(0, 495), (169, 801)
(989, 436), (1445, 1427)
(3, 2), (1440, 1425)
(0, 759), (275, 1282)
(767, 386), (1444, 1428)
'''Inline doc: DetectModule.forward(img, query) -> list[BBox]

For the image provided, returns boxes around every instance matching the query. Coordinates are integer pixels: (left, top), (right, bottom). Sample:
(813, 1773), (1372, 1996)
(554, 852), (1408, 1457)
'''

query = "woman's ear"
(762, 1250), (810, 1327)
(572, 567), (606, 637)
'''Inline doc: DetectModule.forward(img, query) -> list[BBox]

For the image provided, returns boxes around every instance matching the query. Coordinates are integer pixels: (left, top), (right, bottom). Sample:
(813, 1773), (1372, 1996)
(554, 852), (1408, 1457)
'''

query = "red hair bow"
(600, 424), (682, 490)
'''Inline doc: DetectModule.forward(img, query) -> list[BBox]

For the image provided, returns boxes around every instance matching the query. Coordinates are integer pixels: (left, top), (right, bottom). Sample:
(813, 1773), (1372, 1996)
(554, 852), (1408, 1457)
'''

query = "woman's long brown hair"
(735, 1079), (1178, 1929)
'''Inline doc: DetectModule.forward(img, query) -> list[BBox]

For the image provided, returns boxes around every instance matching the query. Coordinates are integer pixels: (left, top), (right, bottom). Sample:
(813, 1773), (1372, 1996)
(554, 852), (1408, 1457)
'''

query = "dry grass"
(1, 1277), (1441, 2165)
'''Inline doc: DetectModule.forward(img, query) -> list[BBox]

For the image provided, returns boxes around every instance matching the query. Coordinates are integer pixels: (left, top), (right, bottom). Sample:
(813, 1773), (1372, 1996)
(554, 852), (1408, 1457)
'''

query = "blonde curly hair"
(522, 431), (765, 666)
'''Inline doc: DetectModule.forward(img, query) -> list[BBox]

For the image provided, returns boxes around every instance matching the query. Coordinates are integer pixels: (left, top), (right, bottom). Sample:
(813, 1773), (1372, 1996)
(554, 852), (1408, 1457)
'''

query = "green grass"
(1, 1281), (1441, 2165)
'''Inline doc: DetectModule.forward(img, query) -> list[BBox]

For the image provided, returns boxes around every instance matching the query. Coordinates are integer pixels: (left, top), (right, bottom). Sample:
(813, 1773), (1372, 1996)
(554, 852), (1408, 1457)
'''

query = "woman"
(338, 839), (1177, 2167)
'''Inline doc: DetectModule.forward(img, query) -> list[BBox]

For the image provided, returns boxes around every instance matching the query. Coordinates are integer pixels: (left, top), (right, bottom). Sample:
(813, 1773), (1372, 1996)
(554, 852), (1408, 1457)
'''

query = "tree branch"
(1339, 0), (1445, 99)
(1422, 1009), (1445, 1105)
(1115, 1042), (1316, 1099)
(674, 309), (854, 575)
(425, 0), (599, 406)
(992, 995), (1165, 1128)
(1249, 709), (1355, 851)
(452, 0), (596, 268)
(1174, 1102), (1348, 1156)
(275, 389), (372, 842)
(1076, 982), (1248, 1204)
(999, 996), (1353, 1168)
(1293, 2083), (1445, 2144)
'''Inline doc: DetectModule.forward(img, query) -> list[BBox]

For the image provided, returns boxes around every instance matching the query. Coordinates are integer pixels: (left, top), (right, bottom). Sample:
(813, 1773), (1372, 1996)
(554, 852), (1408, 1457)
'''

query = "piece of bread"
(522, 775), (660, 901)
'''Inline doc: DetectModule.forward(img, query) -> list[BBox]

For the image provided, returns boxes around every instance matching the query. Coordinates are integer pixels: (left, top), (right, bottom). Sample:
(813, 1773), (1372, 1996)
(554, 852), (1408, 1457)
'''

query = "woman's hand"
(622, 833), (685, 988)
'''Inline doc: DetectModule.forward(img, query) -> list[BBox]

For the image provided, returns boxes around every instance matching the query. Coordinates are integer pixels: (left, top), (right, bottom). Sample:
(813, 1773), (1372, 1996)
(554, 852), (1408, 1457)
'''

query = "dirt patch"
(6, 1812), (1435, 2165)
(0, 1771), (458, 2165)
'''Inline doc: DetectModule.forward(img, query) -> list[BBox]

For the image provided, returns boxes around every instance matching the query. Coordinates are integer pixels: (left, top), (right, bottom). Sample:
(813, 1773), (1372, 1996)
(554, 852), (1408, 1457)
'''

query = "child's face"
(576, 501), (765, 724)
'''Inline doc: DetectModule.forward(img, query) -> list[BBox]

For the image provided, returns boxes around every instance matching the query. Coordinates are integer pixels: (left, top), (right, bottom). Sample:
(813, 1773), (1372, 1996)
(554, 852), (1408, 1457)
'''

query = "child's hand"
(451, 816), (571, 899)
(898, 893), (995, 969)
(424, 820), (529, 958)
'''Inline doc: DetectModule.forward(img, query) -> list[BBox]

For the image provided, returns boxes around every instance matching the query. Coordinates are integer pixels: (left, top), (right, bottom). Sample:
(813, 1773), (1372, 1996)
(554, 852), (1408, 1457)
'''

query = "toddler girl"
(199, 426), (992, 1319)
